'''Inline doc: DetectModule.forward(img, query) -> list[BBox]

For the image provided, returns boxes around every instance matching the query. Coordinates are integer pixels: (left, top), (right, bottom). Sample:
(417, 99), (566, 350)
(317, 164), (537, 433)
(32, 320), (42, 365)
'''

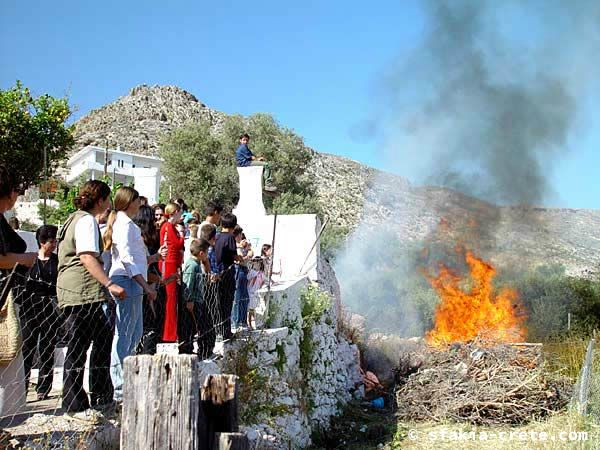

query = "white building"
(66, 145), (163, 204)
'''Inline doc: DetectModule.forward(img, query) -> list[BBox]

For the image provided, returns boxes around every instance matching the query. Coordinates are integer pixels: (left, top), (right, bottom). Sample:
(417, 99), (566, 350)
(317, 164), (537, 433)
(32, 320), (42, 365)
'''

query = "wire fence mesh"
(570, 337), (600, 419)
(0, 259), (270, 448)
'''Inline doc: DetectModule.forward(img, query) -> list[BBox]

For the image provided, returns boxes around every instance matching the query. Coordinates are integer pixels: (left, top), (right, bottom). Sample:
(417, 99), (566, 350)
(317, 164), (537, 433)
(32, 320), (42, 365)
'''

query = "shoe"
(65, 408), (104, 424)
(93, 400), (117, 413)
(36, 392), (50, 401)
(263, 185), (278, 195)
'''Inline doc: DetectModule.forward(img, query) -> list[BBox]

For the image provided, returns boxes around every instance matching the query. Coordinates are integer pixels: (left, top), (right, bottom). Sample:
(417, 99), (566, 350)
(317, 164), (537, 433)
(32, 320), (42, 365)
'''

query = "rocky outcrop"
(305, 152), (373, 230)
(73, 84), (226, 156)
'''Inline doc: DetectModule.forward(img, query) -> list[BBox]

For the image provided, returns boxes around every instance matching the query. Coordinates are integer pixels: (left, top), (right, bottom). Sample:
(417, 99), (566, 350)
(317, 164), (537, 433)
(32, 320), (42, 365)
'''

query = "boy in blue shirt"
(235, 133), (276, 192)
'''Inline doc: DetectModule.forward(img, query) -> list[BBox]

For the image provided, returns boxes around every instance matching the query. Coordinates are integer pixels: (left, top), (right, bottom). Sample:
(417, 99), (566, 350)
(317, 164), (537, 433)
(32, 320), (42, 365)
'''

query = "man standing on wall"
(235, 133), (277, 193)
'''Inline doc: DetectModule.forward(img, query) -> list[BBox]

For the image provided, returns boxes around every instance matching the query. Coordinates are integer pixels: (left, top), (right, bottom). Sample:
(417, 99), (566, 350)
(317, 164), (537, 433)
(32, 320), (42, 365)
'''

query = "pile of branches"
(395, 342), (572, 425)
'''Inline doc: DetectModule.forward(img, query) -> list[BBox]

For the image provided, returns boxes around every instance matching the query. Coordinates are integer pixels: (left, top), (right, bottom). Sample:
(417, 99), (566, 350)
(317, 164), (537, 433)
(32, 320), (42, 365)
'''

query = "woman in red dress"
(159, 202), (184, 342)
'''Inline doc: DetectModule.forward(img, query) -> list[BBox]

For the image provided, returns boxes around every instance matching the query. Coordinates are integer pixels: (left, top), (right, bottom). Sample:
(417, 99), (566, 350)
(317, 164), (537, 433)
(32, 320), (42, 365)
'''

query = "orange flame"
(424, 250), (526, 347)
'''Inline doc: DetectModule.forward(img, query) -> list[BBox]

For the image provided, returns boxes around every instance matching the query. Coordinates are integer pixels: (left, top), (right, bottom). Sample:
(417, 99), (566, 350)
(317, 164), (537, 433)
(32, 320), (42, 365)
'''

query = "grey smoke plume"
(336, 0), (600, 336)
(375, 0), (599, 205)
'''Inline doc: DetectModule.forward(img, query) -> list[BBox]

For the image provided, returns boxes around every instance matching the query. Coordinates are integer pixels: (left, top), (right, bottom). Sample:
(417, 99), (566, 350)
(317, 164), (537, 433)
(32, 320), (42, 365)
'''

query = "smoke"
(336, 0), (600, 336)
(376, 0), (599, 204)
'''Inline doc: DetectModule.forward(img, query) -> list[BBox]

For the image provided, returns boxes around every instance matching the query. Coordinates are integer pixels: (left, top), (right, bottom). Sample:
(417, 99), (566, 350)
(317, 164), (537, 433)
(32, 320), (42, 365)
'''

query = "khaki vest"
(57, 210), (106, 307)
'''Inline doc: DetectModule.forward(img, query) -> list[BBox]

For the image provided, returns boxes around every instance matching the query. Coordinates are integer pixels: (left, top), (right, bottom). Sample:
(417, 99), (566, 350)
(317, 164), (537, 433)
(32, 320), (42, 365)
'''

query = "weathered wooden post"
(121, 354), (200, 450)
(199, 374), (248, 450)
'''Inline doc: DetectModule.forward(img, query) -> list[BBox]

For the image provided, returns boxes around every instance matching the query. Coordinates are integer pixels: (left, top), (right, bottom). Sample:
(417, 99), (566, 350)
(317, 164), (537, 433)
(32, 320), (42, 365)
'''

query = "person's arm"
(133, 273), (157, 302)
(147, 244), (168, 265)
(0, 252), (37, 269)
(79, 253), (126, 299)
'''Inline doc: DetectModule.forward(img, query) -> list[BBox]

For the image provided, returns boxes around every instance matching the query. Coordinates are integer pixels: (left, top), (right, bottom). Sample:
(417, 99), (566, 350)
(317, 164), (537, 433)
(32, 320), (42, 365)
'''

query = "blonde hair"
(189, 223), (199, 239)
(103, 186), (139, 251)
(164, 202), (180, 219)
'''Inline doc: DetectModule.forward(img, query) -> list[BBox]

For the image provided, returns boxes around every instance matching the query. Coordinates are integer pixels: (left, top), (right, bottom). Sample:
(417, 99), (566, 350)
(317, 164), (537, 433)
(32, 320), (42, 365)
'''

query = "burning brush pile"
(395, 250), (573, 425)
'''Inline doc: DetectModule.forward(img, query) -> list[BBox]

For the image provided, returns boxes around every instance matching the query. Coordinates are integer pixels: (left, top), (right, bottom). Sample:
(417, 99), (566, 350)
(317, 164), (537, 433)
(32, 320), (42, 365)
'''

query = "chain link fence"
(571, 337), (600, 419)
(0, 261), (263, 448)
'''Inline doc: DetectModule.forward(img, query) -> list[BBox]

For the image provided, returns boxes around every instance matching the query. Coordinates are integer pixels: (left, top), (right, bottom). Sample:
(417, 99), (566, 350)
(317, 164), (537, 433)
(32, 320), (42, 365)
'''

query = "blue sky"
(2, 0), (599, 209)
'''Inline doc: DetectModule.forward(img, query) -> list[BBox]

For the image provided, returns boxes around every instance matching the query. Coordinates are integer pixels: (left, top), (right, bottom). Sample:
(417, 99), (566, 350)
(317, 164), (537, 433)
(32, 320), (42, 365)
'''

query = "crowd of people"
(0, 133), (278, 415)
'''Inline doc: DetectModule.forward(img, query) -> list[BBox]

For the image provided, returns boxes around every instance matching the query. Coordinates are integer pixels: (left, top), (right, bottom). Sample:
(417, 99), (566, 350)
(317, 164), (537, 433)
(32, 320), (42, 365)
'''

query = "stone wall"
(219, 277), (361, 449)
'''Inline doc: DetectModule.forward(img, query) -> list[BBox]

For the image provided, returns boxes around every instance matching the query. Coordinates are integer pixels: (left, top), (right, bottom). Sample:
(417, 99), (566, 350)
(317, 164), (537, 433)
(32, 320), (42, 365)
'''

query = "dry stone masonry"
(219, 277), (362, 449)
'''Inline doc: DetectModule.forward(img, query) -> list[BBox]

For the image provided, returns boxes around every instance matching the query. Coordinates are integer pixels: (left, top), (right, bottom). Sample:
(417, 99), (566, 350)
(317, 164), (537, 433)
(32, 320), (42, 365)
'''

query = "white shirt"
(200, 220), (217, 230)
(75, 213), (100, 256)
(109, 211), (148, 280)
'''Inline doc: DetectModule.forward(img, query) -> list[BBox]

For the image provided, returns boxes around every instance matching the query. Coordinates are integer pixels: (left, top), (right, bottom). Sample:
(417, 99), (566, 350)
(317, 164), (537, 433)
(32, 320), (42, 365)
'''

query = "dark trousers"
(62, 302), (114, 412)
(218, 270), (236, 340)
(20, 298), (59, 395)
(178, 300), (198, 355)
(135, 286), (166, 355)
(197, 280), (220, 359)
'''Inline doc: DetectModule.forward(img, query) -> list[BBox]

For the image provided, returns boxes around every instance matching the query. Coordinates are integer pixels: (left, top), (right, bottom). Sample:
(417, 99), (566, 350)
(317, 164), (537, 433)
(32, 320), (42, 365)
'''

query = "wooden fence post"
(121, 354), (200, 450)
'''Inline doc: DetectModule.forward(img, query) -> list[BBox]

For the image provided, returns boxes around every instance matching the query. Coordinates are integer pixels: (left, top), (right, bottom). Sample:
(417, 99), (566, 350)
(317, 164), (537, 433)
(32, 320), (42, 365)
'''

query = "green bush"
(501, 265), (600, 340)
(320, 224), (350, 262)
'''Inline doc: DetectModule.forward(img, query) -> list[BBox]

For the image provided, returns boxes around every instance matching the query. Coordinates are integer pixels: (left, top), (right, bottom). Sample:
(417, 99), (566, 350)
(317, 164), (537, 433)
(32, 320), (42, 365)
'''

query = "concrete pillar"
(233, 166), (266, 221)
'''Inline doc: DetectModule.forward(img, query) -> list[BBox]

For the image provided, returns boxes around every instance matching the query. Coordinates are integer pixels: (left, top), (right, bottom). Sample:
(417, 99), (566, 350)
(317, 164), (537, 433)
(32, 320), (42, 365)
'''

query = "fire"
(424, 250), (526, 347)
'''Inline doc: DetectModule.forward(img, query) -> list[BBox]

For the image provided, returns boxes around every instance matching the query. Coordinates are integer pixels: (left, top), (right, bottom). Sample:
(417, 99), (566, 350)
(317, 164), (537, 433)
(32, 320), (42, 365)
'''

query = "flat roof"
(68, 145), (162, 165)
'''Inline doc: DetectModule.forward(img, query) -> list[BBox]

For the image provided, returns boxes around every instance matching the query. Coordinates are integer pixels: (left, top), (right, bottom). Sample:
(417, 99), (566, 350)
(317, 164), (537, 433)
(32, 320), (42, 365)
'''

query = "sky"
(1, 0), (599, 209)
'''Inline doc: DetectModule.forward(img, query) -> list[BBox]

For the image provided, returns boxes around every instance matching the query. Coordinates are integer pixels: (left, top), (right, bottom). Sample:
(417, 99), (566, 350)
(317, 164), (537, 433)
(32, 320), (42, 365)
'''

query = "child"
(180, 239), (210, 354)
(233, 227), (253, 331)
(197, 224), (219, 358)
(261, 243), (281, 280)
(201, 201), (222, 229)
(247, 257), (266, 331)
(214, 213), (242, 340)
(235, 133), (276, 192)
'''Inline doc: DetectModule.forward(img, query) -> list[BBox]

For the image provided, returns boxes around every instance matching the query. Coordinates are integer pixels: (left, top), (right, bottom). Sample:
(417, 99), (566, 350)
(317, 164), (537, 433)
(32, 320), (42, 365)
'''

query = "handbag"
(0, 290), (22, 366)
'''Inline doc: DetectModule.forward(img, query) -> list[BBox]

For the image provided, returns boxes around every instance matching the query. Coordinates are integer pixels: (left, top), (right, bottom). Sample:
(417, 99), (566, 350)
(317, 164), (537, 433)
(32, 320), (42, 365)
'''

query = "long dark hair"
(133, 204), (159, 252)
(73, 180), (111, 212)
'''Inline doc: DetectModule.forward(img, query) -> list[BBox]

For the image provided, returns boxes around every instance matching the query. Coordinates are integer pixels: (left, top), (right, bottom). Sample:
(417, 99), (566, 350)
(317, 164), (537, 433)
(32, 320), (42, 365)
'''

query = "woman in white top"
(103, 186), (158, 401)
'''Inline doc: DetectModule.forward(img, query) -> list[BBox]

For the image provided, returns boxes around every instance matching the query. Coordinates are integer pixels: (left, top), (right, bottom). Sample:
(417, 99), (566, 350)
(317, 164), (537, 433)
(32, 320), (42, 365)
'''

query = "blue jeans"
(109, 275), (143, 401)
(232, 266), (249, 327)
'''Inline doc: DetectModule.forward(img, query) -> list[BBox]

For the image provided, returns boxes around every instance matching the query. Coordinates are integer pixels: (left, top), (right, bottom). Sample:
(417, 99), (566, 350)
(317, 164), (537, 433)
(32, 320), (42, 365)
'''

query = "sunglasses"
(155, 214), (163, 218)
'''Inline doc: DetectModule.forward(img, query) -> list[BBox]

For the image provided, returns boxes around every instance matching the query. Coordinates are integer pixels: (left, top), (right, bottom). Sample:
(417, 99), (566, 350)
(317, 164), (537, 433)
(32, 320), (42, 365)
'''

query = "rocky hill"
(73, 85), (226, 155)
(73, 84), (600, 275)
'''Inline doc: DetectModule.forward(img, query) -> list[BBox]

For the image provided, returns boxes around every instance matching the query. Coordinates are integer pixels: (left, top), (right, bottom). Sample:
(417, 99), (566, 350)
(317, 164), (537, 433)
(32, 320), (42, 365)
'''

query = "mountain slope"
(73, 84), (600, 275)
